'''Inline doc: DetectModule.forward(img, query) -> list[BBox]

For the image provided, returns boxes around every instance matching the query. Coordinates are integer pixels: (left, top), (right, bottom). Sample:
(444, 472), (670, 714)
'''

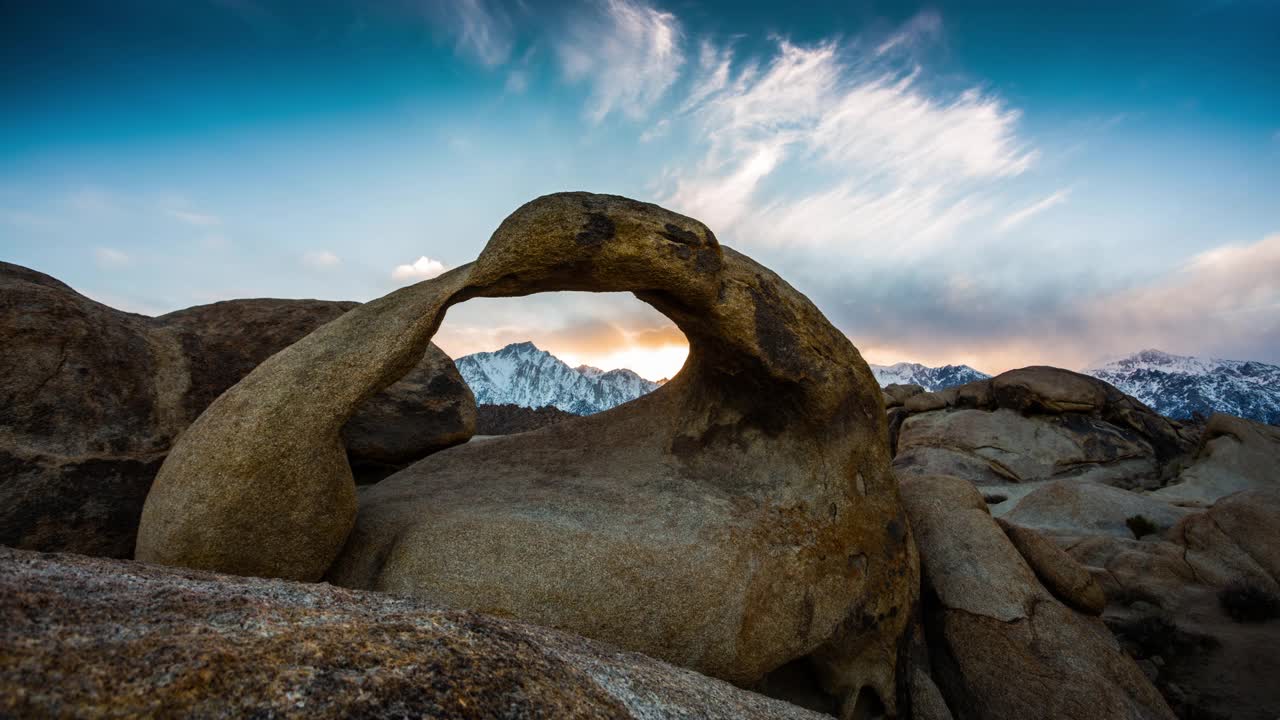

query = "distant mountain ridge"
(869, 362), (990, 392)
(455, 344), (1280, 426)
(1085, 349), (1280, 425)
(455, 342), (659, 415)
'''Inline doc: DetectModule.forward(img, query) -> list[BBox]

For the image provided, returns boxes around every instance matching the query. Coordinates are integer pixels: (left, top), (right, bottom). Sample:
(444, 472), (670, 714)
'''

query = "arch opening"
(434, 291), (690, 386)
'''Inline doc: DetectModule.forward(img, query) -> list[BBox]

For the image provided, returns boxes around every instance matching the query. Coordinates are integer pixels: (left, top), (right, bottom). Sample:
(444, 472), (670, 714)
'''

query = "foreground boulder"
(900, 474), (1174, 720)
(0, 547), (825, 720)
(136, 192), (918, 712)
(0, 262), (474, 558)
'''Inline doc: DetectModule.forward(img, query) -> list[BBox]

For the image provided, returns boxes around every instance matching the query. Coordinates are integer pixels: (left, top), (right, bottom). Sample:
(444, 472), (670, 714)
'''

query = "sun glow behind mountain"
(558, 344), (689, 383)
(431, 293), (691, 383)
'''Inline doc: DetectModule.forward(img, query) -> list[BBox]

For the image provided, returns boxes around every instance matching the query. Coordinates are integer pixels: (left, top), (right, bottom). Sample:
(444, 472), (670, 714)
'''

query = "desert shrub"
(1126, 514), (1158, 539)
(1218, 582), (1280, 623)
(1112, 615), (1180, 658)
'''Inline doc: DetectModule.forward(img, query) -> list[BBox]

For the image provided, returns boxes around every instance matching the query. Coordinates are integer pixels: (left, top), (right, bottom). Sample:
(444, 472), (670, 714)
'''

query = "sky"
(3, 0), (1278, 381)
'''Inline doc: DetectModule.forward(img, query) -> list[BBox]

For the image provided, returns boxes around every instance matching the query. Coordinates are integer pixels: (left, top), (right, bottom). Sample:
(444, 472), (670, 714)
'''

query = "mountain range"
(1085, 349), (1280, 425)
(868, 362), (990, 392)
(456, 343), (1279, 425)
(455, 342), (659, 415)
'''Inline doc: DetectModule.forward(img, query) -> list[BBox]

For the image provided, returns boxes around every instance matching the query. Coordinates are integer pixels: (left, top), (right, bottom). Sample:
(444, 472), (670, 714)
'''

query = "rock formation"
(893, 367), (1195, 494)
(900, 475), (1175, 720)
(888, 364), (1280, 719)
(1151, 412), (1280, 507)
(0, 547), (827, 720)
(0, 262), (474, 557)
(1068, 488), (1280, 720)
(135, 192), (918, 713)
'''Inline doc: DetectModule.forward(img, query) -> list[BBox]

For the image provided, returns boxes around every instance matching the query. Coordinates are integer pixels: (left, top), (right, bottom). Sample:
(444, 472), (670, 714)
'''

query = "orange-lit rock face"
(136, 192), (917, 709)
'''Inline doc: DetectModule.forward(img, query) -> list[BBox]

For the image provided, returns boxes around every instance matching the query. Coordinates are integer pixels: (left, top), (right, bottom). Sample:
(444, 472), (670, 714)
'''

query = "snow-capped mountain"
(870, 362), (990, 392)
(455, 342), (660, 415)
(1085, 349), (1280, 425)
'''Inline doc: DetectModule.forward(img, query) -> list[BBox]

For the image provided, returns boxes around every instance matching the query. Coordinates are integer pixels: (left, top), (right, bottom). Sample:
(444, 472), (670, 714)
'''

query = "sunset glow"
(558, 343), (689, 383)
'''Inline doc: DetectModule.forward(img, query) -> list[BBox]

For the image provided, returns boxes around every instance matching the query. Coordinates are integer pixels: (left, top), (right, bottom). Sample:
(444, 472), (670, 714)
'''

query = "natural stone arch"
(137, 192), (917, 713)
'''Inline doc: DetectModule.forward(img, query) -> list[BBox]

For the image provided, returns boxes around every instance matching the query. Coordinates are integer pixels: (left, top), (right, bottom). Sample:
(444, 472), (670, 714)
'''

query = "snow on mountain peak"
(869, 362), (990, 392)
(456, 342), (660, 415)
(1085, 349), (1280, 424)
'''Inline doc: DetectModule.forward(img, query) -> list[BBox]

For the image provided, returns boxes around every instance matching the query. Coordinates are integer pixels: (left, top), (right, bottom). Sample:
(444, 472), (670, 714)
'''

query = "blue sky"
(2, 0), (1278, 378)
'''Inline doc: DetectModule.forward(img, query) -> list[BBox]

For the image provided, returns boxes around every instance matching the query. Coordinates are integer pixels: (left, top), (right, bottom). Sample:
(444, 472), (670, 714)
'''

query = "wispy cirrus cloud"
(875, 9), (944, 56)
(998, 187), (1071, 232)
(94, 247), (131, 268)
(302, 250), (340, 269)
(423, 0), (515, 67)
(167, 208), (221, 227)
(556, 0), (684, 122)
(657, 34), (1035, 260)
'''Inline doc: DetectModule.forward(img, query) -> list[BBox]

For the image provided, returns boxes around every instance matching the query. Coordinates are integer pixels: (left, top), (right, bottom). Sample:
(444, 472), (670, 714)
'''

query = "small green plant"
(1218, 582), (1280, 623)
(1126, 514), (1158, 539)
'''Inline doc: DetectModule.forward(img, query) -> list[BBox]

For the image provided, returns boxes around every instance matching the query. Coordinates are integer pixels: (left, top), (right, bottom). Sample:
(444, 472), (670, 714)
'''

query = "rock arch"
(137, 192), (917, 710)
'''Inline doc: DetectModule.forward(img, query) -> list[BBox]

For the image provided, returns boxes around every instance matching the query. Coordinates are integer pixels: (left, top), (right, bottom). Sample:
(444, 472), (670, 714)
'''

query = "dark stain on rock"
(799, 589), (816, 639)
(747, 280), (806, 377)
(574, 213), (616, 248)
(695, 247), (723, 274)
(659, 223), (701, 246)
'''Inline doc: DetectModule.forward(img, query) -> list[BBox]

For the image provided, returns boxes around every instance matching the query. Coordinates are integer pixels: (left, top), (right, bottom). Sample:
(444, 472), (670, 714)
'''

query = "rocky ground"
(2, 193), (1279, 719)
(0, 547), (825, 720)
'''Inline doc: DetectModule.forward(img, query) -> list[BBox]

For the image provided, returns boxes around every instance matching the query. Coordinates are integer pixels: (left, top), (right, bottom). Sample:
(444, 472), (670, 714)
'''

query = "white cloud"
(505, 69), (528, 94)
(639, 118), (670, 143)
(433, 0), (514, 67)
(94, 247), (131, 268)
(1070, 232), (1280, 363)
(302, 250), (340, 269)
(998, 187), (1071, 232)
(658, 34), (1035, 257)
(557, 0), (684, 122)
(677, 39), (734, 113)
(168, 208), (220, 226)
(392, 256), (448, 282)
(875, 10), (943, 56)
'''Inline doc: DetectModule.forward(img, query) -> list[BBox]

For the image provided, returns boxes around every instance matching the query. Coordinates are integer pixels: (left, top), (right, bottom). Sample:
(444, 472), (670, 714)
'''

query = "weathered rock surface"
(158, 298), (477, 477)
(1152, 413), (1280, 507)
(136, 192), (918, 712)
(892, 367), (1195, 492)
(885, 362), (1280, 719)
(996, 518), (1106, 615)
(0, 547), (826, 720)
(897, 408), (1160, 488)
(1001, 480), (1192, 539)
(900, 474), (1174, 720)
(0, 262), (474, 557)
(1067, 489), (1280, 720)
(882, 383), (924, 408)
